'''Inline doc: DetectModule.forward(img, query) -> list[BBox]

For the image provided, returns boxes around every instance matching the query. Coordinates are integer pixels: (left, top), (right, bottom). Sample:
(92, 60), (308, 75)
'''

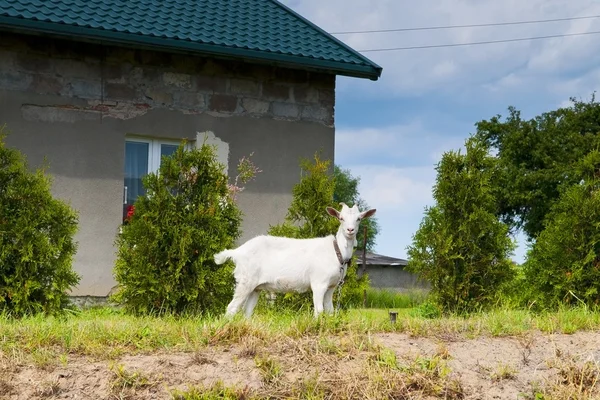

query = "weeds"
(109, 363), (158, 397)
(530, 356), (600, 399)
(490, 362), (518, 382)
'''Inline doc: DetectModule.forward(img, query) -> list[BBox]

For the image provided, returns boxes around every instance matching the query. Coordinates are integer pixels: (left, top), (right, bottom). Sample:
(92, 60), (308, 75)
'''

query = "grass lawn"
(1, 306), (599, 399)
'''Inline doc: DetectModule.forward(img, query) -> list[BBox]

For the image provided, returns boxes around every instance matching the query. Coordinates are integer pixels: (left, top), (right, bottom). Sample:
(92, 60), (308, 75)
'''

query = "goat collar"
(333, 238), (350, 265)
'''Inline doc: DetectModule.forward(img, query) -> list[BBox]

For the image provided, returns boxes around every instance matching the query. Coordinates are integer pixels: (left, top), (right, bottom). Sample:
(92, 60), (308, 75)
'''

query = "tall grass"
(364, 288), (428, 309)
(1, 304), (600, 367)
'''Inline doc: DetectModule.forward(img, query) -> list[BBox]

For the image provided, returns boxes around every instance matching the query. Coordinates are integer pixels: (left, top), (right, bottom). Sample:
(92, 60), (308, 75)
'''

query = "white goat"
(214, 203), (376, 317)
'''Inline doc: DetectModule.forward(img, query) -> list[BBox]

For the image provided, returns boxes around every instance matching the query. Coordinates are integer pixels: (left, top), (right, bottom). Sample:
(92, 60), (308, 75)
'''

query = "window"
(123, 137), (192, 221)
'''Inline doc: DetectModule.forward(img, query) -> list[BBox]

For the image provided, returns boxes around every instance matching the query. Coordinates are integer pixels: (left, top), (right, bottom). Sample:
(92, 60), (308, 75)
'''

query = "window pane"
(124, 141), (149, 211)
(160, 144), (178, 165)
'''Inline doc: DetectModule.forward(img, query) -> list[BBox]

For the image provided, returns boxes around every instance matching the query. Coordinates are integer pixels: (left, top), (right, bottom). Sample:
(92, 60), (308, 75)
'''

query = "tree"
(112, 139), (259, 315)
(268, 153), (369, 310)
(406, 136), (516, 313)
(333, 165), (380, 252)
(475, 96), (600, 240)
(522, 150), (600, 308)
(0, 125), (80, 316)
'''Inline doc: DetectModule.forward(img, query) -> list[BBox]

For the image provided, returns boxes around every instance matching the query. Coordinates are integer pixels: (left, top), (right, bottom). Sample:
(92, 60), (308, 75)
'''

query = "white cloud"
(283, 0), (600, 102)
(335, 122), (467, 167)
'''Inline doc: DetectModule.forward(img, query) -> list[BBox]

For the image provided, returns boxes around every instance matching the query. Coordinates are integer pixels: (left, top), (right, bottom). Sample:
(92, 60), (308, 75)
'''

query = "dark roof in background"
(355, 252), (409, 267)
(0, 0), (382, 80)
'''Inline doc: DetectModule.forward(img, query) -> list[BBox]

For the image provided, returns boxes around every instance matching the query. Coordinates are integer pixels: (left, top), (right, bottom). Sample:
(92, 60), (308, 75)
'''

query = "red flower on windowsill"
(125, 205), (135, 222)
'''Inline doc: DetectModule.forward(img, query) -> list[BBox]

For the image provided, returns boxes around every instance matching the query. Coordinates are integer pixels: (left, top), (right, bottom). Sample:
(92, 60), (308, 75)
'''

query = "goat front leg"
(323, 287), (335, 314)
(311, 283), (328, 318)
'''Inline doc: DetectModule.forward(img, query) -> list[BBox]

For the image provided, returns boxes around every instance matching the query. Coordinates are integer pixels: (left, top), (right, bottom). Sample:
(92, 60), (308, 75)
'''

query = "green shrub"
(112, 139), (259, 315)
(0, 125), (80, 316)
(406, 136), (516, 314)
(523, 150), (600, 309)
(267, 153), (369, 311)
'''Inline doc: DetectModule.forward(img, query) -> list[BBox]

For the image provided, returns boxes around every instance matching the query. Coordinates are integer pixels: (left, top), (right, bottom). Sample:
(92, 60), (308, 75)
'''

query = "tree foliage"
(406, 137), (515, 313)
(523, 150), (600, 308)
(112, 139), (258, 315)
(0, 125), (80, 316)
(475, 96), (600, 239)
(333, 165), (380, 252)
(268, 153), (369, 311)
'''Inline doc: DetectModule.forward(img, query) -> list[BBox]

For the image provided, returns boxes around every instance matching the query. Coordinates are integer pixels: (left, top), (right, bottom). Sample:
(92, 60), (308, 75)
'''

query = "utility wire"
(331, 14), (600, 35)
(358, 30), (600, 52)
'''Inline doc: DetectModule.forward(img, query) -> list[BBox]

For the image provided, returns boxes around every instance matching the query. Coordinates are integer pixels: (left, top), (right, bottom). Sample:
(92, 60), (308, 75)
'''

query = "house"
(0, 0), (382, 296)
(356, 253), (430, 292)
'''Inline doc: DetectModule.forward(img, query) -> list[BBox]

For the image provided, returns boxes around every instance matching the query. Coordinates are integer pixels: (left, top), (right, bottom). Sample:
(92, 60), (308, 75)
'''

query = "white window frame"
(123, 136), (195, 206)
(125, 136), (194, 174)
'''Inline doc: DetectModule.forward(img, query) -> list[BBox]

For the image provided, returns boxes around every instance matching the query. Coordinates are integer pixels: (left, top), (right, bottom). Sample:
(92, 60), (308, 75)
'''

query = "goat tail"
(214, 249), (235, 265)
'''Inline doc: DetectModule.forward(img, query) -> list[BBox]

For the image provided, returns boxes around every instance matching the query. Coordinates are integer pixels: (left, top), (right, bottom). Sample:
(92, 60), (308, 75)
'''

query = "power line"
(331, 15), (600, 35)
(358, 30), (600, 52)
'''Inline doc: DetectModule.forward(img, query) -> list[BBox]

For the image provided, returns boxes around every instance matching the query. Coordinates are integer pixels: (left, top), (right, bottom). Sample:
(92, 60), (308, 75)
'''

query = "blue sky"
(282, 0), (600, 263)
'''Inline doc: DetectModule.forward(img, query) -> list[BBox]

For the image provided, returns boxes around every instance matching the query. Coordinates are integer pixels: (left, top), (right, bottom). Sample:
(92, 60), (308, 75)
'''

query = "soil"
(1, 331), (599, 399)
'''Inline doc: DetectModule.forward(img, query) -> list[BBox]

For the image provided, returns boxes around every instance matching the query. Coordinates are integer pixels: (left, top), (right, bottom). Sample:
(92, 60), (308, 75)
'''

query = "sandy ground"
(1, 331), (599, 399)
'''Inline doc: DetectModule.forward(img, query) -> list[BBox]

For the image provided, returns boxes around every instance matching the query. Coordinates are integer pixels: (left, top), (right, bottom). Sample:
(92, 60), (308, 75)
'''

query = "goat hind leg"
(225, 284), (253, 317)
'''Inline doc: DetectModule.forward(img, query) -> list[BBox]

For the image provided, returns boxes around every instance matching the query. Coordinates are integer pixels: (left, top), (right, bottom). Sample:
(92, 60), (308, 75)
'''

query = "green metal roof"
(0, 0), (382, 80)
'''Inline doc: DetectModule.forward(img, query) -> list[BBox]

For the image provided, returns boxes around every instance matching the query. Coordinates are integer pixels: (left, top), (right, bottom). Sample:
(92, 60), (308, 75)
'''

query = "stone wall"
(0, 32), (335, 126)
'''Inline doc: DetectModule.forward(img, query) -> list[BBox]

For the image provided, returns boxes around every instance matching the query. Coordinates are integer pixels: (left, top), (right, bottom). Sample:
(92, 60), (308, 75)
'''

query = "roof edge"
(268, 0), (383, 79)
(0, 15), (381, 80)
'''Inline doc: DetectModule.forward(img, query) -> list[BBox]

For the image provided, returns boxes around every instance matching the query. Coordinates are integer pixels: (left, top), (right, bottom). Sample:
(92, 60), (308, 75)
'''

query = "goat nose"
(347, 228), (354, 233)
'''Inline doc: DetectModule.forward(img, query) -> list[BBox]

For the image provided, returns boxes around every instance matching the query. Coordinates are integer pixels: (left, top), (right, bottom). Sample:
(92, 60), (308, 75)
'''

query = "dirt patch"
(1, 332), (599, 399)
(376, 331), (600, 399)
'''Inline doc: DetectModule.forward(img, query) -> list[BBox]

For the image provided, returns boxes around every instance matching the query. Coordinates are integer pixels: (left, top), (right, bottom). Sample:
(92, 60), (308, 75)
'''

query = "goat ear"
(326, 206), (340, 219)
(360, 208), (376, 219)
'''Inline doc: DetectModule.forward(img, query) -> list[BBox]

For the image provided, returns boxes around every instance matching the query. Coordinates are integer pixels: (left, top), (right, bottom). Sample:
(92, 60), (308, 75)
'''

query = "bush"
(523, 150), (600, 309)
(0, 125), (80, 316)
(406, 137), (516, 313)
(112, 139), (259, 315)
(267, 153), (369, 311)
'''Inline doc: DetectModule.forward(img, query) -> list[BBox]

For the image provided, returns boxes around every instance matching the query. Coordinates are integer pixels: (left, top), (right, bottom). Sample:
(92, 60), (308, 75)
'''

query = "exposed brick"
(0, 71), (33, 91)
(15, 53), (52, 73)
(273, 68), (309, 84)
(319, 89), (335, 107)
(310, 73), (335, 89)
(144, 88), (173, 105)
(301, 105), (331, 123)
(139, 49), (172, 68)
(195, 75), (227, 93)
(209, 94), (238, 112)
(229, 78), (259, 95)
(61, 79), (102, 99)
(242, 98), (270, 114)
(29, 74), (62, 95)
(105, 83), (137, 100)
(163, 72), (192, 89)
(53, 58), (102, 79)
(293, 86), (319, 104)
(271, 102), (299, 119)
(262, 83), (290, 101)
(173, 92), (206, 110)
